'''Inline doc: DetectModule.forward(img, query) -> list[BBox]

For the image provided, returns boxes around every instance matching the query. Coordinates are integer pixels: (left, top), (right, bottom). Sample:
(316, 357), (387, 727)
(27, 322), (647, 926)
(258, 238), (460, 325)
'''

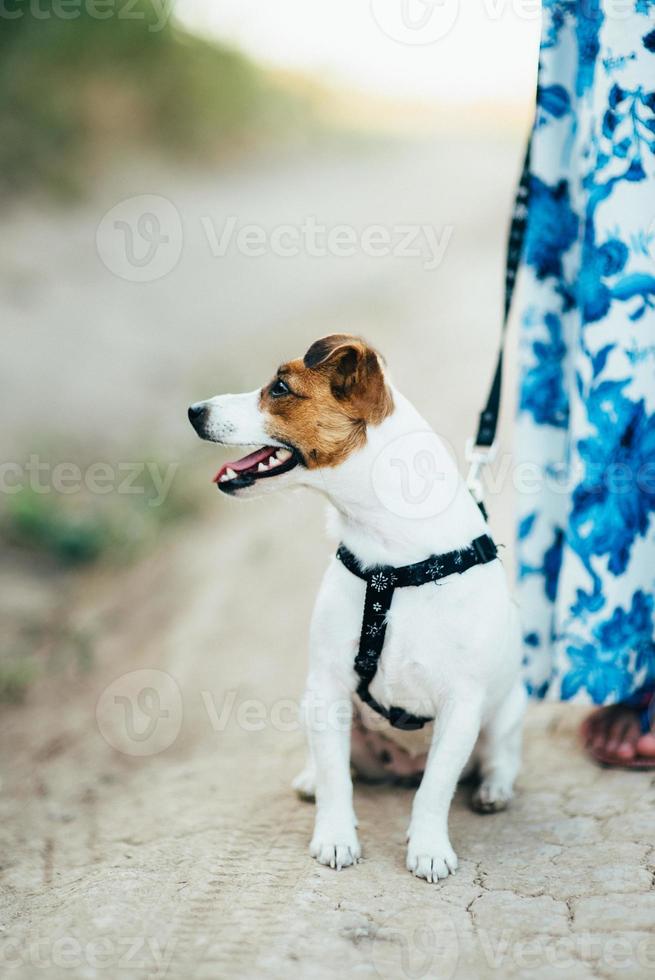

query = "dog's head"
(188, 334), (393, 497)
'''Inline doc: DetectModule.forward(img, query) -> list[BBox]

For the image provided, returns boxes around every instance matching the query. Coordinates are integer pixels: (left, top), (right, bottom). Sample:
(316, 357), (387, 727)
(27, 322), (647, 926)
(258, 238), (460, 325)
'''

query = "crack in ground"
(564, 898), (575, 926)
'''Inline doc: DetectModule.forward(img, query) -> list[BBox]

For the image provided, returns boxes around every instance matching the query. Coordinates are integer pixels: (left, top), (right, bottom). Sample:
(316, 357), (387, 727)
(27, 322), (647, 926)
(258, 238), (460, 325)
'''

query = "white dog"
(189, 335), (525, 883)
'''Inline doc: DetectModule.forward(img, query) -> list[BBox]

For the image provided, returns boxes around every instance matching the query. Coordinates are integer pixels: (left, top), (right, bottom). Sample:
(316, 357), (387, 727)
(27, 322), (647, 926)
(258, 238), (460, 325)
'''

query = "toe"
(604, 715), (627, 753)
(409, 854), (447, 882)
(584, 705), (645, 764)
(636, 733), (655, 757)
(581, 710), (601, 744)
(406, 840), (457, 883)
(310, 828), (360, 869)
(616, 740), (637, 760)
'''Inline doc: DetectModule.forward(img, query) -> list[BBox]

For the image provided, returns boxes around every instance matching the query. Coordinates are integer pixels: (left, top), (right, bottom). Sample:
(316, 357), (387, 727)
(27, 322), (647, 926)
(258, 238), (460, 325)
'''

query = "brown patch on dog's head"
(260, 334), (393, 468)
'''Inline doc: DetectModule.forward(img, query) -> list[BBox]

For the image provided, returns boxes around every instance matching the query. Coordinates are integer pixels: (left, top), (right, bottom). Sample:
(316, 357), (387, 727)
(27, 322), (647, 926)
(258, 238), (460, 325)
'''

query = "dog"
(188, 334), (526, 883)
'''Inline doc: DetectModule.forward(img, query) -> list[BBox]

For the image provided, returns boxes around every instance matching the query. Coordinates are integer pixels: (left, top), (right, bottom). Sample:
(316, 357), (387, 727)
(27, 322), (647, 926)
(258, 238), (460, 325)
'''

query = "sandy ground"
(1, 135), (654, 979)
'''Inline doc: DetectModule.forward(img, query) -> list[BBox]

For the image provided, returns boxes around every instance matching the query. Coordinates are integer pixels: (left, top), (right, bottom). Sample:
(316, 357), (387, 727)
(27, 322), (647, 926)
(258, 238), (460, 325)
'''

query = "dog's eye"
(270, 379), (291, 398)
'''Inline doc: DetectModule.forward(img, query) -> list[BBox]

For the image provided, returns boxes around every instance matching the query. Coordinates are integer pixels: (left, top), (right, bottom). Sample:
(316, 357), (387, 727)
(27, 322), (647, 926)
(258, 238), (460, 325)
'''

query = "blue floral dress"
(517, 1), (655, 704)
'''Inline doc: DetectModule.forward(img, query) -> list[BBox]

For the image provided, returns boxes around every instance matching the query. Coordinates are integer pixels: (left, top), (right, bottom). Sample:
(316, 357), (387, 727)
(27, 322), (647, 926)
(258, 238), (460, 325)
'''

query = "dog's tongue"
(212, 447), (275, 483)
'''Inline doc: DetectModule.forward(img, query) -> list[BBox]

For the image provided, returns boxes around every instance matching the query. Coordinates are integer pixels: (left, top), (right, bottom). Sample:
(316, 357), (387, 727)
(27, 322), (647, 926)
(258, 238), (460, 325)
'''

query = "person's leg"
(515, 6), (578, 705)
(569, 5), (655, 765)
(517, 3), (655, 763)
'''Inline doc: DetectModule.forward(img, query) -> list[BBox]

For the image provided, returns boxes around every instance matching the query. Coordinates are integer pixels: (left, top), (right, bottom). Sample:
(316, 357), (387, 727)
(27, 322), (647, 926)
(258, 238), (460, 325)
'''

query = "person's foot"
(581, 696), (655, 768)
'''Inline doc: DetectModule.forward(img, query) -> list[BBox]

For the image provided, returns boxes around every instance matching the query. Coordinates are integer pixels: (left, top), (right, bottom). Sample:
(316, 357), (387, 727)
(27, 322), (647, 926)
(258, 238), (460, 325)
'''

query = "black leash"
(336, 139), (532, 732)
(336, 535), (499, 730)
(466, 138), (532, 503)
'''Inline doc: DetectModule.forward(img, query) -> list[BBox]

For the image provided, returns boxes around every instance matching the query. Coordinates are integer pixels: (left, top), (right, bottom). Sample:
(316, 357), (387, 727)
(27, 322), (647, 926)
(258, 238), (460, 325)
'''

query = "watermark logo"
(370, 0), (460, 45)
(0, 935), (176, 975)
(96, 199), (455, 278)
(0, 456), (178, 507)
(96, 669), (183, 756)
(200, 215), (453, 270)
(371, 431), (459, 519)
(96, 194), (182, 282)
(369, 907), (459, 980)
(0, 0), (173, 32)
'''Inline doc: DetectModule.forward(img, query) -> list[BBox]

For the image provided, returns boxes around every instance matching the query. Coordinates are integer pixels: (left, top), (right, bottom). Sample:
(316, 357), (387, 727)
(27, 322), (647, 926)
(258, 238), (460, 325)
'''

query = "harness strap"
(336, 535), (498, 731)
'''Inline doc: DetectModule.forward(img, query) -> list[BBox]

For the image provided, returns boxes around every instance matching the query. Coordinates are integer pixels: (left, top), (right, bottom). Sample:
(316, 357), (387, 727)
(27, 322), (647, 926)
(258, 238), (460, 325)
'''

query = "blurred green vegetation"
(0, 1), (308, 195)
(0, 618), (93, 703)
(0, 657), (38, 703)
(5, 489), (112, 564)
(1, 455), (203, 565)
(0, 450), (208, 701)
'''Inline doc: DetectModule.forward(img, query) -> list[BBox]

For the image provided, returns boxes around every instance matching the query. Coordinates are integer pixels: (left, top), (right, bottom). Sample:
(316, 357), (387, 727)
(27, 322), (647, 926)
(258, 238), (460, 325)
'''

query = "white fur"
(200, 382), (526, 882)
(200, 390), (273, 446)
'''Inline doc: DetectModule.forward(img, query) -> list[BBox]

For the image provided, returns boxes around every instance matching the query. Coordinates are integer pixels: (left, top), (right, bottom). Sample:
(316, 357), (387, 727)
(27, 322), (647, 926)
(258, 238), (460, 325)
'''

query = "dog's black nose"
(188, 402), (206, 427)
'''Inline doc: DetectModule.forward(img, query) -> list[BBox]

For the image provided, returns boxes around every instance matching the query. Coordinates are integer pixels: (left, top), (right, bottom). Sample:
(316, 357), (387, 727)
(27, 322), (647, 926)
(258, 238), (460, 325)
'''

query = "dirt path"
(2, 136), (654, 978)
(2, 496), (654, 979)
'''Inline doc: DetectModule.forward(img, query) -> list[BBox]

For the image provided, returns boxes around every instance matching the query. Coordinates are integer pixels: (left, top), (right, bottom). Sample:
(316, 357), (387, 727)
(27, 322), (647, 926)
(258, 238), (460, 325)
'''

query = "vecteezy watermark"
(200, 215), (453, 271)
(371, 431), (460, 520)
(94, 680), (435, 757)
(370, 0), (460, 45)
(368, 427), (655, 520)
(365, 911), (655, 978)
(95, 194), (455, 281)
(0, 935), (176, 975)
(94, 682), (434, 755)
(372, 0), (624, 47)
(96, 668), (183, 756)
(0, 456), (178, 507)
(96, 194), (183, 283)
(0, 0), (173, 31)
(477, 930), (655, 973)
(369, 907), (459, 980)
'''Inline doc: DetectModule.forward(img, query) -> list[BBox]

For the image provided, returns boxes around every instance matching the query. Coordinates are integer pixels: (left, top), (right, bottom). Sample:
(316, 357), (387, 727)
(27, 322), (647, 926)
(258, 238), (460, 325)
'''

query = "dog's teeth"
(276, 448), (292, 461)
(257, 463), (267, 472)
(225, 468), (237, 479)
(269, 456), (280, 467)
(219, 474), (229, 483)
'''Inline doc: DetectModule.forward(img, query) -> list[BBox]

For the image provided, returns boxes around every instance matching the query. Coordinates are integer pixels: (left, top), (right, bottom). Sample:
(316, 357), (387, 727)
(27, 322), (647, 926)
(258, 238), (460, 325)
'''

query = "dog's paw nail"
(406, 837), (458, 883)
(310, 829), (361, 869)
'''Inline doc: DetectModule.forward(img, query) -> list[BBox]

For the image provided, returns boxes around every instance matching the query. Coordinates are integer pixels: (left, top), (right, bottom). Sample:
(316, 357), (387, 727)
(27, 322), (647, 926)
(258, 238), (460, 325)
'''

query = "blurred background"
(0, 2), (542, 973)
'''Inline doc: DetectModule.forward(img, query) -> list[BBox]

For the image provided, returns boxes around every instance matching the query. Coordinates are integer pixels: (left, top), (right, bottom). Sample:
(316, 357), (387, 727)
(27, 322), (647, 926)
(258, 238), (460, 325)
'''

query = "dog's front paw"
(310, 820), (361, 870)
(471, 778), (513, 814)
(406, 833), (458, 883)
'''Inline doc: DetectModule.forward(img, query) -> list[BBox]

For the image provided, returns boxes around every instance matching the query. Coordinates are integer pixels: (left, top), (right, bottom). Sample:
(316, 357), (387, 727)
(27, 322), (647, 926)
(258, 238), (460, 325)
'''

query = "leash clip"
(465, 437), (498, 504)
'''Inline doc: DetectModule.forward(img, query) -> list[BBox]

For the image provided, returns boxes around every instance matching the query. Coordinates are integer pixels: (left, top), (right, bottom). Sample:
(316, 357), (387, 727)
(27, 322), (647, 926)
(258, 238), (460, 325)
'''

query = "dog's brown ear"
(303, 335), (392, 423)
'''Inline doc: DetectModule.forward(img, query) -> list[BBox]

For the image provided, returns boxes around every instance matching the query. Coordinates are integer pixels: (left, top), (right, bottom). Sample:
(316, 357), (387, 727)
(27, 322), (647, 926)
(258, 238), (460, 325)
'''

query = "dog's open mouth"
(213, 446), (299, 492)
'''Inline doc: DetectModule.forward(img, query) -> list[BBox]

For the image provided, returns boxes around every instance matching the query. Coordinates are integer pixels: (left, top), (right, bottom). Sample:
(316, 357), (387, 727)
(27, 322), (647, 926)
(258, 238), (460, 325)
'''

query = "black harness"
(336, 534), (499, 730)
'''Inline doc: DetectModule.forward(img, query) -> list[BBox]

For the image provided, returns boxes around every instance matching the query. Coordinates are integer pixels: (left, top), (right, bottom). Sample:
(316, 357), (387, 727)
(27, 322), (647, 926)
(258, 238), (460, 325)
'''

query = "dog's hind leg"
(292, 753), (316, 801)
(292, 690), (317, 800)
(471, 678), (526, 813)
